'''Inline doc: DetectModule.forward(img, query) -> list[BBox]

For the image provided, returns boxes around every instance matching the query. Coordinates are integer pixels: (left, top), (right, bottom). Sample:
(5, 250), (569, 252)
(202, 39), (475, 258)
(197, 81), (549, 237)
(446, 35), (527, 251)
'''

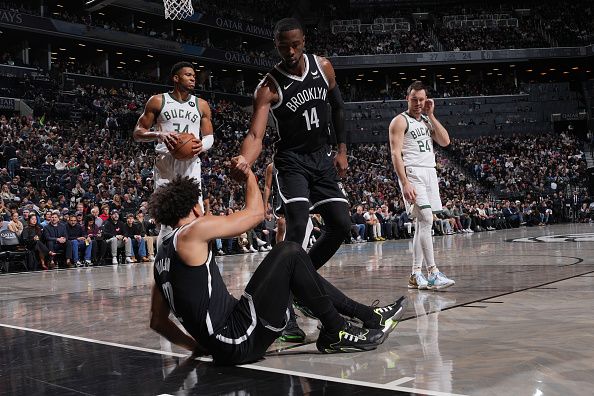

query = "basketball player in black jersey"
(148, 169), (407, 364)
(231, 17), (360, 341)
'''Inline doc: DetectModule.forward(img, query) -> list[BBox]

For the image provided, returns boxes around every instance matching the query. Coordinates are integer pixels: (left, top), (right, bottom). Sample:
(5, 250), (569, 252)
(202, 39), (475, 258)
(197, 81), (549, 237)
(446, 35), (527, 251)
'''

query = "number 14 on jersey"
(302, 107), (320, 131)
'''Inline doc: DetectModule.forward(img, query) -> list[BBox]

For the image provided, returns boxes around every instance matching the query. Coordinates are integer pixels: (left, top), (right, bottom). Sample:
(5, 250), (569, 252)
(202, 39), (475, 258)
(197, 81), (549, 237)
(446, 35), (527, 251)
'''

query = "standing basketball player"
(133, 61), (214, 248)
(389, 81), (455, 290)
(231, 18), (362, 341)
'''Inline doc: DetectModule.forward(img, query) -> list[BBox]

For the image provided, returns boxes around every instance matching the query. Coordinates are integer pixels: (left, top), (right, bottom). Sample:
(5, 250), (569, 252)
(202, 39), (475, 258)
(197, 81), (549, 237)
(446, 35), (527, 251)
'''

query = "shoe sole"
(408, 284), (428, 290)
(320, 345), (378, 354)
(279, 335), (306, 343)
(428, 282), (455, 291)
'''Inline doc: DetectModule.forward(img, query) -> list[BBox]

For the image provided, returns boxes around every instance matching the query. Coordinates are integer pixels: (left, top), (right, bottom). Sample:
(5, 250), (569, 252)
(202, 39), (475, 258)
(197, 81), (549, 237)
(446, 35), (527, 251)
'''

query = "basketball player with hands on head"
(133, 61), (214, 248)
(230, 18), (405, 342)
(389, 81), (455, 290)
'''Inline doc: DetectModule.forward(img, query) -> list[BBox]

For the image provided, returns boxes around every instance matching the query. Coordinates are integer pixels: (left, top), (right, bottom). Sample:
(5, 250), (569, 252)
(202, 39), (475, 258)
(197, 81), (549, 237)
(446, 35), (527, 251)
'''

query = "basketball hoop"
(163, 0), (194, 20)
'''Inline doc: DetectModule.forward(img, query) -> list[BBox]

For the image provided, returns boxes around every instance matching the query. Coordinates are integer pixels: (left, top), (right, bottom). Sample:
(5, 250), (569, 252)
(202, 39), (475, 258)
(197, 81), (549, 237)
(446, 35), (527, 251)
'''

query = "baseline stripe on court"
(384, 377), (415, 386)
(0, 323), (467, 396)
(0, 323), (212, 362)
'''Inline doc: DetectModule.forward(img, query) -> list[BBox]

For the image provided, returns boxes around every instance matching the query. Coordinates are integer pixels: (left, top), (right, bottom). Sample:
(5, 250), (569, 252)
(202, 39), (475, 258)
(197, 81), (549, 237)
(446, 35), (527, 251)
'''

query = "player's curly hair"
(148, 176), (202, 227)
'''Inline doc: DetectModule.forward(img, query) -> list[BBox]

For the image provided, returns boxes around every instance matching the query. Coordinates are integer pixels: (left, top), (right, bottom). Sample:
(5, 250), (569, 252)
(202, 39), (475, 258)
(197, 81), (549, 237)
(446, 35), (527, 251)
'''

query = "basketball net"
(163, 0), (193, 20)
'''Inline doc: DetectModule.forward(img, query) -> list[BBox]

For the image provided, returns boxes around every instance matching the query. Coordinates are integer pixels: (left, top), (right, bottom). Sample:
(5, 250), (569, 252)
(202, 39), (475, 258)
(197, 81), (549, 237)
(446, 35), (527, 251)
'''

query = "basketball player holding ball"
(134, 61), (214, 248)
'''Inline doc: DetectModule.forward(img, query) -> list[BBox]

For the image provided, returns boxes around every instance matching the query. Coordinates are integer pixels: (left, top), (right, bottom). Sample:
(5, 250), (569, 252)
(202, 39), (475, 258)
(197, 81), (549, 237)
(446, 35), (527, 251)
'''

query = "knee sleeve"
(415, 208), (434, 230)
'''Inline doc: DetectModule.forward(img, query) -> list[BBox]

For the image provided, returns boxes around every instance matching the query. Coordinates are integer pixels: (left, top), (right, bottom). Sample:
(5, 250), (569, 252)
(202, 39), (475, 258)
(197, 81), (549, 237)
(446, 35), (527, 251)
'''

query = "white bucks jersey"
(153, 92), (203, 193)
(155, 92), (202, 154)
(401, 112), (436, 167)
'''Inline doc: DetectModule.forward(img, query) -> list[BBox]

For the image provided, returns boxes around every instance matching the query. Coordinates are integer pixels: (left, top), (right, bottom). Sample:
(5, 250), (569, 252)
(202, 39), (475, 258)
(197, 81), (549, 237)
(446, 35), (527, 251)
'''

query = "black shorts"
(208, 294), (289, 365)
(273, 145), (349, 214)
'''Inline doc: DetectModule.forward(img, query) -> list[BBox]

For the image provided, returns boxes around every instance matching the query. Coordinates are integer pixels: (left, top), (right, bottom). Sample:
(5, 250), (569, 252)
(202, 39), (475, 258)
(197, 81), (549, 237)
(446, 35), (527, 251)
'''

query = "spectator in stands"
(261, 211), (277, 248)
(351, 205), (367, 242)
(123, 213), (147, 262)
(502, 200), (521, 227)
(43, 210), (71, 269)
(7, 211), (23, 237)
(442, 202), (462, 232)
(476, 203), (495, 231)
(364, 207), (383, 241)
(135, 211), (156, 261)
(3, 140), (18, 178)
(378, 205), (394, 240)
(21, 213), (49, 270)
(40, 211), (52, 227)
(66, 213), (92, 267)
(99, 205), (110, 222)
(101, 209), (133, 265)
(84, 215), (101, 265)
(0, 199), (9, 221)
(1, 183), (18, 203)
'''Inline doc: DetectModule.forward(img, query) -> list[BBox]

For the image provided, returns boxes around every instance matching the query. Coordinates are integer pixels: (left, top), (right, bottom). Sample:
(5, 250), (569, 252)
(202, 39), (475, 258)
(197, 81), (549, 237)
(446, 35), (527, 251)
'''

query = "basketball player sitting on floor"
(148, 167), (408, 365)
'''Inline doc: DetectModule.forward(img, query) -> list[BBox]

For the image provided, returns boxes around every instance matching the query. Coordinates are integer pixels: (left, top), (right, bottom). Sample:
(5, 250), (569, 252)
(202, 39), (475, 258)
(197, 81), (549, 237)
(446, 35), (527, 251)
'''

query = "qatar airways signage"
(224, 52), (275, 67)
(0, 97), (16, 110)
(0, 9), (23, 24)
(213, 17), (273, 38)
(0, 9), (54, 30)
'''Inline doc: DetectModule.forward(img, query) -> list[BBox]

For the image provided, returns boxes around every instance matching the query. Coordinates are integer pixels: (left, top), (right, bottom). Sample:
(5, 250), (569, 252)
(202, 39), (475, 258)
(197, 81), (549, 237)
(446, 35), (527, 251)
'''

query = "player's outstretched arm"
(150, 284), (201, 353)
(133, 94), (178, 151)
(389, 115), (417, 203)
(231, 80), (275, 180)
(178, 167), (264, 254)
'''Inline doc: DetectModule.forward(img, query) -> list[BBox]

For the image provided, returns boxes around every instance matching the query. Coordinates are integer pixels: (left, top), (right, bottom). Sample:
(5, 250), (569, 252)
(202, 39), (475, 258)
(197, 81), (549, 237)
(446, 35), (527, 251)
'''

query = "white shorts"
(398, 166), (442, 214)
(154, 153), (202, 188)
(154, 153), (203, 208)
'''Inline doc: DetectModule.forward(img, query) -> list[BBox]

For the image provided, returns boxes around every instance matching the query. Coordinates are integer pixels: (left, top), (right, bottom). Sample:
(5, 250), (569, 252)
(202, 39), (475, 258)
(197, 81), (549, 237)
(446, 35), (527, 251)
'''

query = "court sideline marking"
(0, 323), (466, 396)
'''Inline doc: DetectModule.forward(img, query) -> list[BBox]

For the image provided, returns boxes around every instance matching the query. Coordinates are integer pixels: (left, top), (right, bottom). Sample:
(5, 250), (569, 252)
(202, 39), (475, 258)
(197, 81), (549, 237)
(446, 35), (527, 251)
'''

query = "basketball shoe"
(408, 272), (429, 290)
(279, 316), (306, 343)
(316, 321), (383, 354)
(427, 272), (455, 290)
(363, 296), (408, 336)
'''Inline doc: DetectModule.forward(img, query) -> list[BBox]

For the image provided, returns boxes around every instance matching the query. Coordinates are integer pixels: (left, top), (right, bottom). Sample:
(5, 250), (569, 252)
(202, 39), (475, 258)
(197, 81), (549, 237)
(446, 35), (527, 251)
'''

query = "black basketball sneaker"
(316, 321), (383, 354)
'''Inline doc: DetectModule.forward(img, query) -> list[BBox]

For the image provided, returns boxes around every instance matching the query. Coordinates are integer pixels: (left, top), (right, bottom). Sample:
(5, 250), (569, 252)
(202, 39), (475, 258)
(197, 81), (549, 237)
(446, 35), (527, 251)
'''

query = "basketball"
(170, 134), (196, 160)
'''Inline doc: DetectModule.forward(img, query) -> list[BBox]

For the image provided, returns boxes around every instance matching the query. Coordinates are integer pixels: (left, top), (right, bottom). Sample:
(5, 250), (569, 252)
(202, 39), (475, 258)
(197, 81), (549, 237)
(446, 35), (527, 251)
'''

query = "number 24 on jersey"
(417, 139), (432, 152)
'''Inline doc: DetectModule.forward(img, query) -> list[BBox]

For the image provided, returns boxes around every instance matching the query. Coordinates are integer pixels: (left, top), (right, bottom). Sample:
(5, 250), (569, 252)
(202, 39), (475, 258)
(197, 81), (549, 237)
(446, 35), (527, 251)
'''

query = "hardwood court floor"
(1, 223), (593, 395)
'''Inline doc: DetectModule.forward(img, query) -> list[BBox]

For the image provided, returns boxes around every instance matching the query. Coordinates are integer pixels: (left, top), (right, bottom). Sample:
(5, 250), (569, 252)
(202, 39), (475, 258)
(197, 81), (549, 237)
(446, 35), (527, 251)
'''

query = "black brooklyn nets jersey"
(153, 229), (237, 344)
(265, 53), (331, 154)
